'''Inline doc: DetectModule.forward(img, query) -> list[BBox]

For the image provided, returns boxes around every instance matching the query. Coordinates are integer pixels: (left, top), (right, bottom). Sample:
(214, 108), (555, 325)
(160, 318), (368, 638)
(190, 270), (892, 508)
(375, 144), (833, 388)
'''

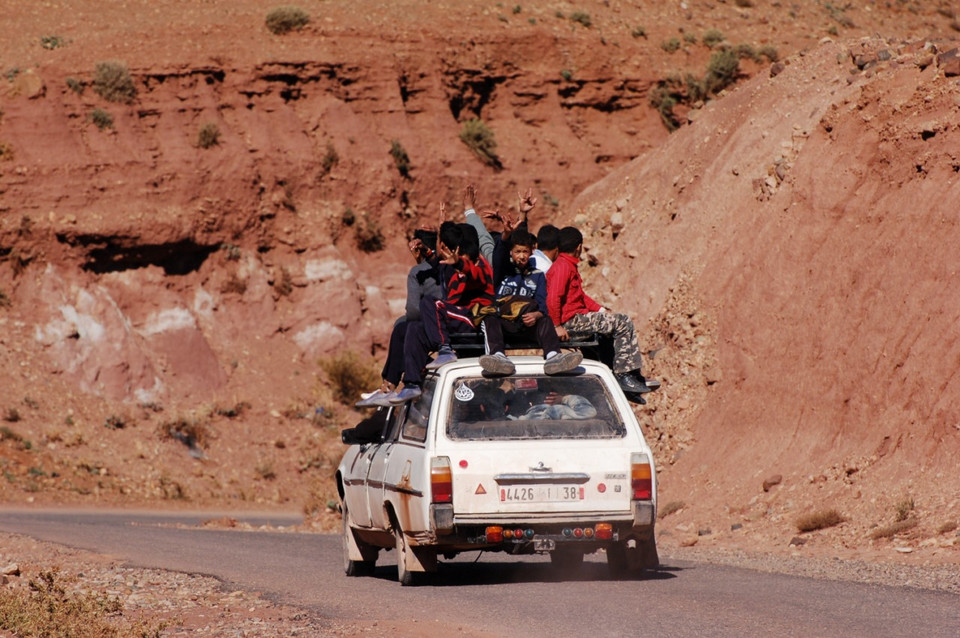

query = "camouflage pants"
(562, 311), (642, 374)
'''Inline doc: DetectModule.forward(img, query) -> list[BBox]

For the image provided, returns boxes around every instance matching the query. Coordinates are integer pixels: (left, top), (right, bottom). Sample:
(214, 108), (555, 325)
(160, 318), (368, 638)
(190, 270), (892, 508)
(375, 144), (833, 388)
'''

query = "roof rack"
(449, 331), (601, 356)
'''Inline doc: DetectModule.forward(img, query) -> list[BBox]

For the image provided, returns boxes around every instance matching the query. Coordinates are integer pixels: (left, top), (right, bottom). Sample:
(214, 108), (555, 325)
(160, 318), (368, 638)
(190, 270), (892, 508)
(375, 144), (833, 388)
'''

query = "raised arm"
(462, 185), (495, 265)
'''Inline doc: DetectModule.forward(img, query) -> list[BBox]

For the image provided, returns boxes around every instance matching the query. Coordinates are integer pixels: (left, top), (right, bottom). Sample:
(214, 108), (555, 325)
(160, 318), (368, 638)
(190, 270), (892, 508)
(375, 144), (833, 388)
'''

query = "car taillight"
(431, 456), (452, 504)
(595, 523), (613, 540)
(485, 526), (503, 542)
(631, 452), (652, 500)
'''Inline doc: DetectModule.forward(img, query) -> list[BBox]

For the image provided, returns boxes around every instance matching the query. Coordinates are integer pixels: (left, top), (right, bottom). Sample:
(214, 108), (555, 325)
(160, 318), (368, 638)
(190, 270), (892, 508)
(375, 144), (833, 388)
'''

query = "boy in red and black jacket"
(389, 222), (494, 403)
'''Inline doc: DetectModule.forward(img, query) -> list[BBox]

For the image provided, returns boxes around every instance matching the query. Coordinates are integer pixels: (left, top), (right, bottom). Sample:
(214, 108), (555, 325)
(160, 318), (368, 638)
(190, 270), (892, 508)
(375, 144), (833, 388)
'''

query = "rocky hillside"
(574, 36), (960, 561)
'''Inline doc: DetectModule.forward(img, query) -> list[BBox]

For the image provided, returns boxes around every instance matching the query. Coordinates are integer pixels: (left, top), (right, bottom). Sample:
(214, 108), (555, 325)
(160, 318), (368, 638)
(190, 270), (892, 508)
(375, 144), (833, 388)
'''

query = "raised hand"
(463, 185), (478, 212)
(517, 188), (537, 218)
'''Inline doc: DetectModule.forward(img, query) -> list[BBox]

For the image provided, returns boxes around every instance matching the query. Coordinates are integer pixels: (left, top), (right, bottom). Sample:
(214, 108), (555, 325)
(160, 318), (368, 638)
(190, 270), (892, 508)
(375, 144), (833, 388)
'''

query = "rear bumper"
(428, 501), (655, 550)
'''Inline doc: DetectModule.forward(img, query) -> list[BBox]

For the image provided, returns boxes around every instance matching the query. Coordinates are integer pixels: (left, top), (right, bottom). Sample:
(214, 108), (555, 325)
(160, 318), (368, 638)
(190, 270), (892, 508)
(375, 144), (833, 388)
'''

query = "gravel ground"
(2, 530), (956, 637)
(666, 545), (960, 595)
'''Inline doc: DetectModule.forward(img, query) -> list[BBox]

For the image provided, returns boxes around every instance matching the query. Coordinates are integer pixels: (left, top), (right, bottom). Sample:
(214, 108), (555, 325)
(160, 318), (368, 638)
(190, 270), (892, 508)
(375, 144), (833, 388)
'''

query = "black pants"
(381, 319), (414, 386)
(481, 314), (560, 357)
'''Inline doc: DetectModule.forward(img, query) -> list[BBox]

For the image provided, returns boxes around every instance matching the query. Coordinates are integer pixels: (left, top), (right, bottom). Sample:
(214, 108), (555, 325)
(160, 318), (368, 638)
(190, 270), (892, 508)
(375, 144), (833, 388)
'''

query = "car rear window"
(445, 375), (626, 440)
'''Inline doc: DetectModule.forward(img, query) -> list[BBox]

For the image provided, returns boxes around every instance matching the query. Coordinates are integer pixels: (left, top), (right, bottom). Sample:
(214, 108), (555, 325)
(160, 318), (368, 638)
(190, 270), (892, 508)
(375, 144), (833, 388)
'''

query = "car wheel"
(606, 541), (629, 577)
(606, 538), (659, 577)
(342, 502), (377, 577)
(550, 548), (584, 570)
(394, 524), (418, 586)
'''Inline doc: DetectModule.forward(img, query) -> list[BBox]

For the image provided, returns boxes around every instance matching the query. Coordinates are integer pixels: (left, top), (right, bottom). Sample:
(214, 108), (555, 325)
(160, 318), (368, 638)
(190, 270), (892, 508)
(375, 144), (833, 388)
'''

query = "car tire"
(394, 525), (419, 586)
(606, 537), (659, 577)
(342, 502), (377, 577)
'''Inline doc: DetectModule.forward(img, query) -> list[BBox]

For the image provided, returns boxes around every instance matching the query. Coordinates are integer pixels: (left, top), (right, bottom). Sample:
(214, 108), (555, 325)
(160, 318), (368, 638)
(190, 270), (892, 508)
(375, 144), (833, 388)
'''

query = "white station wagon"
(336, 354), (658, 585)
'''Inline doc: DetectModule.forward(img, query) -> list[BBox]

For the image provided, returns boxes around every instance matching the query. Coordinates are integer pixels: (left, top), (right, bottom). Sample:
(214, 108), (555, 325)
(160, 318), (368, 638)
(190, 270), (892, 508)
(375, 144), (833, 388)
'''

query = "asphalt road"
(0, 509), (956, 637)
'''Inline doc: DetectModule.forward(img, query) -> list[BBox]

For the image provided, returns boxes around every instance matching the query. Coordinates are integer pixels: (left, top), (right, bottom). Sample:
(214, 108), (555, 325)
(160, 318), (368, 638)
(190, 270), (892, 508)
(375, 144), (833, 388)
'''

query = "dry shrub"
(92, 60), (136, 103)
(658, 500), (686, 519)
(795, 508), (844, 532)
(937, 521), (957, 535)
(894, 495), (915, 522)
(159, 417), (211, 450)
(220, 273), (247, 295)
(0, 569), (166, 637)
(274, 267), (294, 296)
(196, 122), (221, 148)
(321, 351), (379, 405)
(0, 289), (10, 308)
(459, 118), (500, 168)
(0, 142), (14, 162)
(870, 518), (918, 540)
(389, 139), (411, 177)
(355, 214), (384, 253)
(89, 108), (113, 130)
(265, 6), (309, 34)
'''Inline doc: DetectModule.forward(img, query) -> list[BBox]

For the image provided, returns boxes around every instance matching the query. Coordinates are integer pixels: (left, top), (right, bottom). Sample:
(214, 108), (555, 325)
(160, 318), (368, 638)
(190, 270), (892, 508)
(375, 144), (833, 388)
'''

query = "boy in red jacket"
(546, 226), (658, 403)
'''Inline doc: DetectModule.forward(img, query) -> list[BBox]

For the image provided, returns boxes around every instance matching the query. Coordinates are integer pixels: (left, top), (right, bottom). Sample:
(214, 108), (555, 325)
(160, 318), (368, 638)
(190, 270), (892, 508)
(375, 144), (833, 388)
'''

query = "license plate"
(499, 485), (585, 502)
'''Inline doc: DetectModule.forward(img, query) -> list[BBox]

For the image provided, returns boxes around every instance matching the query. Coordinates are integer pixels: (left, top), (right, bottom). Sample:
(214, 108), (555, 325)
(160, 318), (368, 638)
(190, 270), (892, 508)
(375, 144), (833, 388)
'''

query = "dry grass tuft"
(0, 569), (166, 637)
(92, 60), (136, 103)
(265, 6), (309, 35)
(320, 351), (379, 405)
(658, 500), (686, 519)
(870, 518), (918, 540)
(795, 508), (844, 532)
(937, 520), (957, 535)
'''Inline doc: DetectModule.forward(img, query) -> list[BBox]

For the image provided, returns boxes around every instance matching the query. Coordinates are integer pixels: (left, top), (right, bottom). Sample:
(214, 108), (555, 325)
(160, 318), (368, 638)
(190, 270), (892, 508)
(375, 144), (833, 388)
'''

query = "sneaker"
(426, 352), (458, 370)
(623, 392), (647, 405)
(543, 351), (583, 375)
(639, 376), (661, 392)
(388, 385), (422, 404)
(480, 353), (515, 376)
(355, 389), (395, 408)
(616, 372), (647, 395)
(355, 389), (389, 408)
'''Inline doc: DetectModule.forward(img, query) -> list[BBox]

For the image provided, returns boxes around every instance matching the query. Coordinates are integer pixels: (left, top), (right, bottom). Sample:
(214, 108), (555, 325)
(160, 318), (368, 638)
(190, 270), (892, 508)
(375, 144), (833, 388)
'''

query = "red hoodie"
(546, 252), (601, 325)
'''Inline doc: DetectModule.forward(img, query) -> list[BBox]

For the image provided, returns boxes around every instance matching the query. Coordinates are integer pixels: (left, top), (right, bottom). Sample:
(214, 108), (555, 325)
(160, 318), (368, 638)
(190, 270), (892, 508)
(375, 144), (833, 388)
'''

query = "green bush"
(759, 45), (779, 62)
(703, 29), (725, 48)
(389, 139), (411, 177)
(683, 33), (697, 44)
(65, 77), (84, 94)
(89, 108), (113, 130)
(459, 118), (500, 168)
(569, 11), (591, 27)
(661, 37), (681, 53)
(92, 61), (136, 103)
(704, 49), (740, 94)
(40, 35), (66, 50)
(560, 69), (573, 81)
(196, 122), (221, 148)
(265, 6), (309, 34)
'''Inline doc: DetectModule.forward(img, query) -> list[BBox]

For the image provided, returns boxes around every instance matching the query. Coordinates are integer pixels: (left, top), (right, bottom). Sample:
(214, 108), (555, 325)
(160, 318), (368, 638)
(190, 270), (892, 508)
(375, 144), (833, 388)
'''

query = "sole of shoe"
(425, 355), (457, 370)
(479, 354), (516, 376)
(543, 352), (583, 375)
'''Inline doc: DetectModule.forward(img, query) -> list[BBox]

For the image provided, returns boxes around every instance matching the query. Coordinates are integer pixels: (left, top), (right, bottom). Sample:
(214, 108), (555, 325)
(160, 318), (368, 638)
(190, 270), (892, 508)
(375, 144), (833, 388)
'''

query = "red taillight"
(486, 526), (504, 542)
(431, 456), (452, 504)
(595, 523), (613, 540)
(631, 453), (653, 500)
